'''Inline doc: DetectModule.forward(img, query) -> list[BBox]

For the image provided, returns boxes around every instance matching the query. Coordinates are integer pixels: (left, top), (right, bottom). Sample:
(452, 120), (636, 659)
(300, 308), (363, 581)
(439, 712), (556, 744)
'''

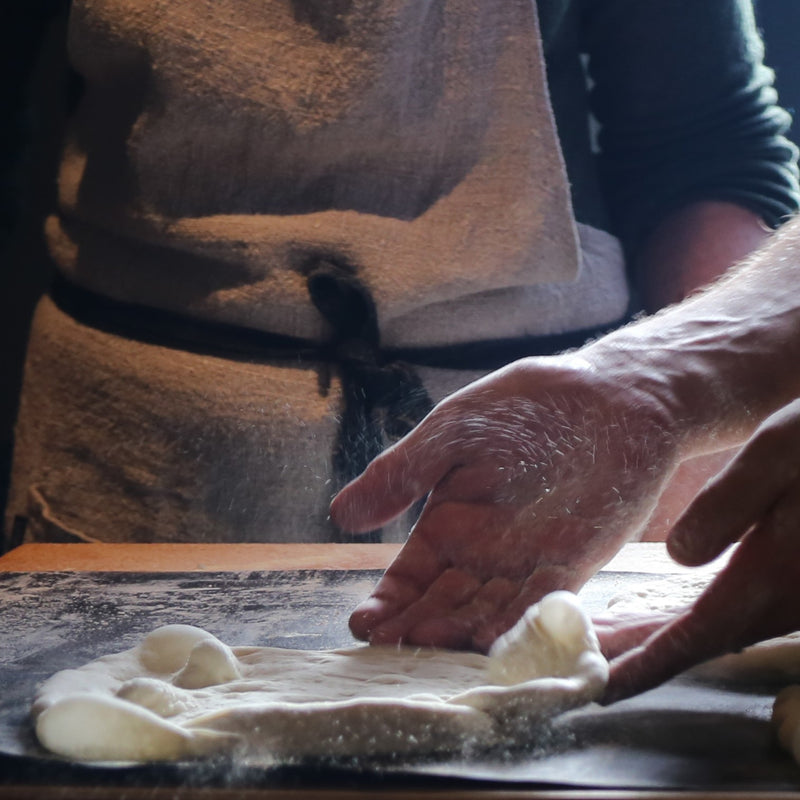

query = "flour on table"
(605, 573), (710, 617)
(32, 591), (608, 764)
(606, 574), (800, 684)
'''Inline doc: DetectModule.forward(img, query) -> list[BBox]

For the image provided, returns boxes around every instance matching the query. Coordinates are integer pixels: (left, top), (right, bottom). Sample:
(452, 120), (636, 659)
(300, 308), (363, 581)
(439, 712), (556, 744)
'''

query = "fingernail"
(666, 532), (686, 560)
(666, 527), (696, 565)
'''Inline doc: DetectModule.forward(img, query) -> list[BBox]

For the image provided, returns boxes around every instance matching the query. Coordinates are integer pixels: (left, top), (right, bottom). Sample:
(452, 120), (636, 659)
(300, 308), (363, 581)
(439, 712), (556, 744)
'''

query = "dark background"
(1, 1), (799, 543)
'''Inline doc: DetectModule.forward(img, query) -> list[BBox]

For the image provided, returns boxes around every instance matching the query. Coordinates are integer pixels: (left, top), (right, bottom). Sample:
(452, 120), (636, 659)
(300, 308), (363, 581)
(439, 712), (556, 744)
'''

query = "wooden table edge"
(0, 543), (403, 573)
(0, 542), (731, 574)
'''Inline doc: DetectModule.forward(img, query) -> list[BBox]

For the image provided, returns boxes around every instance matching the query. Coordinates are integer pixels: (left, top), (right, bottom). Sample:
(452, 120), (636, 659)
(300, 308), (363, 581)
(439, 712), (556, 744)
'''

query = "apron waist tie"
(48, 270), (631, 542)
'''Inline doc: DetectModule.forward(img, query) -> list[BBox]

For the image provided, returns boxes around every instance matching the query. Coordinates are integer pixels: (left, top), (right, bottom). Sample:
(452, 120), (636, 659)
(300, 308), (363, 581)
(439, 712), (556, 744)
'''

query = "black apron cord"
(307, 262), (434, 542)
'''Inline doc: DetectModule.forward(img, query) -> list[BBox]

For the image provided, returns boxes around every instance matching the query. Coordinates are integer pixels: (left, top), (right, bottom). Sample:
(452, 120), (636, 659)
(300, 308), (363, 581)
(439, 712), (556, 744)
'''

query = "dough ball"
(172, 639), (242, 689)
(138, 625), (223, 673)
(488, 591), (601, 685)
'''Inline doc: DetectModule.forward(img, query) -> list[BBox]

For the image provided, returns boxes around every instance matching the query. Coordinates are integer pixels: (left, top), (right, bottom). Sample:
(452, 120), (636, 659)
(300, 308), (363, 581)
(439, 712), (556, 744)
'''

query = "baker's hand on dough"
(604, 399), (800, 703)
(331, 354), (678, 652)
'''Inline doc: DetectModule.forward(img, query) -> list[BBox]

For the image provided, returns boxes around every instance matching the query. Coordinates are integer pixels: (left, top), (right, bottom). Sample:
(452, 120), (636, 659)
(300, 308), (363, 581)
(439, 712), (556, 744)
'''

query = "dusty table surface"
(4, 541), (796, 800)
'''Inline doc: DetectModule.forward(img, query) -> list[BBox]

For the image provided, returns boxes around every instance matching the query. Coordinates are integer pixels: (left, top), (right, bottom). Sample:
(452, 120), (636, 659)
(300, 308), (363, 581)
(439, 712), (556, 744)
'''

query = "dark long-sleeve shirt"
(541, 0), (799, 254)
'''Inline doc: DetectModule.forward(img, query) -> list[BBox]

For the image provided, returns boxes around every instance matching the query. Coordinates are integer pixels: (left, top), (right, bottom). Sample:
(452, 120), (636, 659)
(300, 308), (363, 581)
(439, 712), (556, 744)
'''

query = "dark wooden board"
(2, 570), (800, 792)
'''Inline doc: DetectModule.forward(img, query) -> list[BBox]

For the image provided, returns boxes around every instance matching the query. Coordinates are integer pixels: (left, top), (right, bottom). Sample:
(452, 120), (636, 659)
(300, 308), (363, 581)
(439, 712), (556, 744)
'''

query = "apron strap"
(308, 261), (434, 542)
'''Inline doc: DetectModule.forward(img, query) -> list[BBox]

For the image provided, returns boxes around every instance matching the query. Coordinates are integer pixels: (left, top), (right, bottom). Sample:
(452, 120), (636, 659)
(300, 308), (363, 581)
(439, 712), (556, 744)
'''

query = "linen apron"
(6, 0), (629, 544)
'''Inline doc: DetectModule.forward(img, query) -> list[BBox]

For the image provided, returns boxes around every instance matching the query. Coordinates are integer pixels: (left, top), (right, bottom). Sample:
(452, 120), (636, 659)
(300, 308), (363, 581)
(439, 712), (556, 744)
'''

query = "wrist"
(581, 279), (800, 459)
(580, 334), (725, 460)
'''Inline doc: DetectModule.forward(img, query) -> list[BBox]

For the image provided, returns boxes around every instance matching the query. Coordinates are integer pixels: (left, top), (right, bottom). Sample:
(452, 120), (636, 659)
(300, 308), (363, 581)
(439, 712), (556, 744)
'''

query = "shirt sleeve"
(581, 0), (800, 254)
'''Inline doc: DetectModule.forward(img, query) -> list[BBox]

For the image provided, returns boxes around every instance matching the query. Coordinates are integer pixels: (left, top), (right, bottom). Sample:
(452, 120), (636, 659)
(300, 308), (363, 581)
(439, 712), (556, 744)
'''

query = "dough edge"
(32, 591), (608, 764)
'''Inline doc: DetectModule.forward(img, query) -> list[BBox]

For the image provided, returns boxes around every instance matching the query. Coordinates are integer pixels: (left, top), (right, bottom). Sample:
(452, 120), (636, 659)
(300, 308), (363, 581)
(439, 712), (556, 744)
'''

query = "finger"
(348, 577), (424, 642)
(668, 415), (800, 566)
(594, 612), (679, 660)
(467, 512), (624, 653)
(367, 568), (483, 645)
(603, 585), (743, 703)
(604, 519), (781, 703)
(714, 485), (800, 643)
(401, 577), (522, 650)
(472, 563), (577, 651)
(348, 534), (445, 640)
(348, 494), (522, 644)
(330, 413), (461, 533)
(603, 607), (727, 704)
(607, 472), (800, 704)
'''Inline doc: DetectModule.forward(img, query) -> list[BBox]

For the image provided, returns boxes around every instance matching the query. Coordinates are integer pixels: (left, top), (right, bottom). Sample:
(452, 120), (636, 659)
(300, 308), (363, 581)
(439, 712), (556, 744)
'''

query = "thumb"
(670, 402), (800, 565)
(329, 414), (458, 533)
(667, 447), (791, 567)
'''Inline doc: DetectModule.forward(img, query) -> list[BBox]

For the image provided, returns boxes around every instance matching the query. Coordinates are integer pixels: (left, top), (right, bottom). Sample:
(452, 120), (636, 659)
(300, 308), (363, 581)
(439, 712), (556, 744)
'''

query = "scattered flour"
(32, 591), (608, 764)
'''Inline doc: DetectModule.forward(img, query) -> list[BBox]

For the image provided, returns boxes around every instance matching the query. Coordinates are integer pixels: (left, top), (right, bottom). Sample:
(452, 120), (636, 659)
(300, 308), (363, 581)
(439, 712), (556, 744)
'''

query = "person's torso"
(48, 0), (627, 347)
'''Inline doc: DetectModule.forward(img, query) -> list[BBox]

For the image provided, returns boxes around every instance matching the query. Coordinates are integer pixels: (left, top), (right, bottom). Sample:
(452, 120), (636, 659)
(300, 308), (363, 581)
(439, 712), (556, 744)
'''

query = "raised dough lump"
(35, 693), (233, 762)
(488, 591), (602, 686)
(173, 639), (242, 689)
(117, 677), (198, 717)
(138, 624), (223, 673)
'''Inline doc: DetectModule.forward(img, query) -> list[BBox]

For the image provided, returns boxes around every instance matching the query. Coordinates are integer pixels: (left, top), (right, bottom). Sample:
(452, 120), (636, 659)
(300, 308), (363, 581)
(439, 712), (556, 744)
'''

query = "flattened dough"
(32, 591), (608, 764)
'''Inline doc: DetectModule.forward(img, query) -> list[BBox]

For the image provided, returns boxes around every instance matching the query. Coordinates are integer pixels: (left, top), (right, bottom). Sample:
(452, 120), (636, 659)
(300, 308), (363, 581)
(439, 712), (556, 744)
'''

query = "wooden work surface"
(0, 541), (727, 575)
(0, 542), (787, 800)
(0, 542), (401, 573)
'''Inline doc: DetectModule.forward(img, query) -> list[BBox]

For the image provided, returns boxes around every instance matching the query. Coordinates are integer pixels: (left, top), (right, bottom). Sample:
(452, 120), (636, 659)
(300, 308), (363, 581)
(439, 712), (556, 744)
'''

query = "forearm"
(584, 215), (800, 458)
(636, 201), (771, 311)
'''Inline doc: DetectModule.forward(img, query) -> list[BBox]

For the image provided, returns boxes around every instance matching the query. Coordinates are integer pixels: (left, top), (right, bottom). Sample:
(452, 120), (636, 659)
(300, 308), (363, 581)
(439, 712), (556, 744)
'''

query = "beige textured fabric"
(8, 297), (485, 543)
(7, 1), (611, 544)
(49, 0), (580, 347)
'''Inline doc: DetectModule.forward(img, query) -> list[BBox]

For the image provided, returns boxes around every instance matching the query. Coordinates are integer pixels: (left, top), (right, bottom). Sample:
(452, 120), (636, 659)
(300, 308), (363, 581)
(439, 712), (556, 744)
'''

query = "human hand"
(604, 398), (800, 703)
(331, 353), (679, 651)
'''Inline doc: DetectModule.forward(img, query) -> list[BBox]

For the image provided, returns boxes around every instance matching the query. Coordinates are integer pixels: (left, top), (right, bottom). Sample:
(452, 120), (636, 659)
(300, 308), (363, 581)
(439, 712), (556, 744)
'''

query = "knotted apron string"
(48, 272), (435, 543)
(47, 273), (631, 543)
(307, 262), (434, 541)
